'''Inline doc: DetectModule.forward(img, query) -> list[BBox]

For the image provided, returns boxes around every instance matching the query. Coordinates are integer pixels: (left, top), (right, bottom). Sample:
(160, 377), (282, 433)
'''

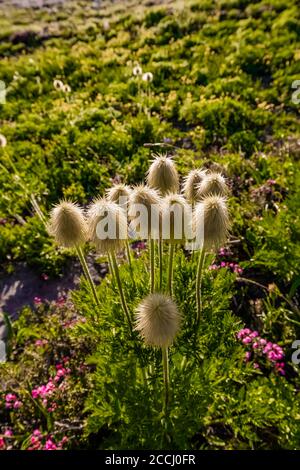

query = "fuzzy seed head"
(0, 134), (7, 148)
(87, 198), (128, 254)
(129, 185), (161, 238)
(48, 201), (87, 248)
(162, 194), (191, 243)
(142, 72), (153, 82)
(193, 195), (229, 250)
(182, 169), (207, 203)
(133, 65), (142, 76)
(135, 293), (181, 348)
(146, 154), (179, 196)
(197, 172), (228, 198)
(106, 184), (132, 209)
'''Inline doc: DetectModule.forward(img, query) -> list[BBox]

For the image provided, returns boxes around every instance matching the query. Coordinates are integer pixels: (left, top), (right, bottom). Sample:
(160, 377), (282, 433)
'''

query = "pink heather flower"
(42, 274), (49, 281)
(253, 363), (260, 369)
(267, 351), (277, 361)
(259, 339), (267, 346)
(263, 342), (273, 353)
(249, 331), (259, 339)
(30, 436), (39, 445)
(0, 438), (5, 450)
(209, 264), (218, 270)
(267, 179), (276, 185)
(34, 296), (42, 305)
(42, 399), (48, 407)
(220, 261), (226, 268)
(242, 337), (252, 344)
(13, 400), (22, 409)
(4, 430), (13, 437)
(33, 429), (42, 437)
(252, 342), (259, 349)
(5, 403), (13, 409)
(5, 393), (17, 402)
(245, 351), (251, 361)
(48, 403), (57, 413)
(35, 339), (48, 347)
(56, 297), (66, 306)
(31, 389), (39, 399)
(44, 439), (57, 451)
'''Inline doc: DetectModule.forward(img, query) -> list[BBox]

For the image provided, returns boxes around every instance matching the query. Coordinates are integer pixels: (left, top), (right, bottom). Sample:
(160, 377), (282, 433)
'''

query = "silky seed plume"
(162, 193), (191, 243)
(129, 185), (161, 238)
(106, 184), (132, 209)
(135, 293), (181, 348)
(197, 172), (228, 198)
(88, 198), (127, 254)
(48, 201), (87, 248)
(193, 195), (229, 250)
(182, 169), (207, 204)
(146, 154), (179, 196)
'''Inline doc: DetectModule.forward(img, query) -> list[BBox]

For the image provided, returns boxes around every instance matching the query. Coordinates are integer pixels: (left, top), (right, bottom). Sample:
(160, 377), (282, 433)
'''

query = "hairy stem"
(110, 251), (133, 334)
(196, 249), (206, 325)
(76, 246), (100, 308)
(158, 237), (163, 291)
(149, 238), (155, 294)
(162, 347), (169, 414)
(167, 243), (175, 297)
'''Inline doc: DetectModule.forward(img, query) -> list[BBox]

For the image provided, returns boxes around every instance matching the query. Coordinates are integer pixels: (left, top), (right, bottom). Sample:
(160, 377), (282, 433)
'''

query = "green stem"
(162, 347), (169, 414)
(126, 240), (132, 269)
(167, 243), (174, 297)
(108, 252), (116, 283)
(158, 237), (163, 291)
(110, 251), (133, 334)
(76, 246), (100, 308)
(196, 249), (206, 325)
(149, 238), (155, 294)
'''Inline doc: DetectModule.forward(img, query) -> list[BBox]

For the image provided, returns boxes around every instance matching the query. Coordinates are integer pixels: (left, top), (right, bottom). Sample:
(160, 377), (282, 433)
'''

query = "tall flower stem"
(108, 252), (116, 283)
(149, 238), (155, 294)
(126, 240), (133, 270)
(76, 246), (100, 308)
(110, 251), (133, 334)
(196, 249), (206, 325)
(158, 237), (163, 291)
(167, 243), (174, 297)
(162, 347), (169, 414)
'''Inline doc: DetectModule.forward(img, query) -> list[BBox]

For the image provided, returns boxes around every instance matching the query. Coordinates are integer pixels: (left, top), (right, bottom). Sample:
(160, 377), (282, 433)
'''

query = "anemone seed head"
(161, 193), (191, 243)
(135, 293), (181, 348)
(129, 185), (161, 238)
(146, 154), (179, 196)
(106, 184), (132, 209)
(87, 198), (128, 254)
(48, 200), (87, 248)
(193, 195), (229, 250)
(197, 172), (228, 198)
(182, 168), (207, 203)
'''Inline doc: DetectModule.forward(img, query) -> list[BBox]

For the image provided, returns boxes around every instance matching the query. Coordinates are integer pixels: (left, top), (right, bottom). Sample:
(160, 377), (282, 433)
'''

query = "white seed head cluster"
(48, 201), (87, 248)
(135, 293), (181, 348)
